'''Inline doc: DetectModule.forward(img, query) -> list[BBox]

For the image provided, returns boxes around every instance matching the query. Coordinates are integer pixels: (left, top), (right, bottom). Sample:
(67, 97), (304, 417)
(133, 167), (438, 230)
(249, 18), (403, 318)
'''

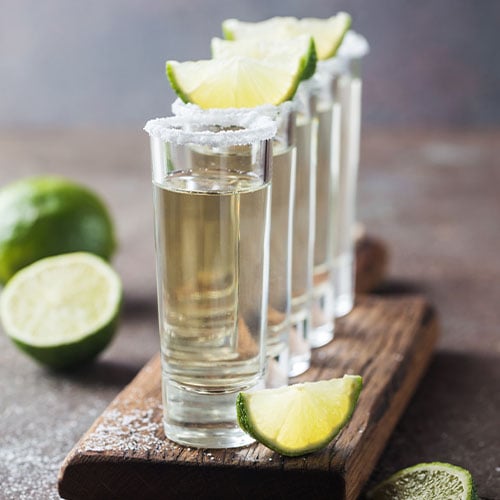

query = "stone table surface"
(0, 128), (498, 499)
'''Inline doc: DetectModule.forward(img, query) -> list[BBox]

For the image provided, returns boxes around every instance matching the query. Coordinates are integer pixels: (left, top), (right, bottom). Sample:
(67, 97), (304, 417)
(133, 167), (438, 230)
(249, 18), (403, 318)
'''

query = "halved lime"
(211, 34), (317, 81)
(0, 176), (116, 284)
(367, 462), (478, 500)
(167, 55), (305, 108)
(0, 252), (122, 369)
(236, 375), (362, 456)
(222, 13), (352, 60)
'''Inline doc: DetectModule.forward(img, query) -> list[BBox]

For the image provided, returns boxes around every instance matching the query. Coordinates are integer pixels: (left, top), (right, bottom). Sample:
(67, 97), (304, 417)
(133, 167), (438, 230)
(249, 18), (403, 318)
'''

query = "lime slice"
(222, 13), (352, 60)
(0, 252), (122, 369)
(222, 17), (297, 42)
(236, 375), (362, 456)
(367, 462), (478, 500)
(293, 13), (352, 60)
(167, 56), (304, 108)
(211, 34), (317, 81)
(0, 176), (116, 284)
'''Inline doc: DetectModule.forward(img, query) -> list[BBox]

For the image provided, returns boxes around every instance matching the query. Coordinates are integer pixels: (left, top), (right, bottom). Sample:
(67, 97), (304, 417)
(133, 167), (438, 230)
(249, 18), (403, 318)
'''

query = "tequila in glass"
(145, 114), (274, 448)
(289, 90), (316, 377)
(265, 106), (296, 388)
(309, 70), (342, 348)
(333, 31), (369, 317)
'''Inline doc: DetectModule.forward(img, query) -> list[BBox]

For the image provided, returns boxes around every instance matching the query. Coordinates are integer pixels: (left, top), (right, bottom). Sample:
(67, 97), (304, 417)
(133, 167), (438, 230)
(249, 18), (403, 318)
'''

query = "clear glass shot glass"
(265, 103), (296, 388)
(333, 31), (369, 317)
(144, 111), (275, 448)
(288, 86), (317, 377)
(307, 62), (343, 348)
(171, 100), (297, 389)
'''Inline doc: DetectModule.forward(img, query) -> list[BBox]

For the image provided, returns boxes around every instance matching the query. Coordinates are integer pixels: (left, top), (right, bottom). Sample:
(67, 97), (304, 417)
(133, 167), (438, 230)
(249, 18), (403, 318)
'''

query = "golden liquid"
(291, 117), (315, 317)
(154, 168), (270, 389)
(267, 145), (295, 351)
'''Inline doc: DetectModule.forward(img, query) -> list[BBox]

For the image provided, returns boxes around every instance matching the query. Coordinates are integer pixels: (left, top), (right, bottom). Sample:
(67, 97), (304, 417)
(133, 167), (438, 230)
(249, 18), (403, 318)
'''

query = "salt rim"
(172, 98), (296, 122)
(144, 112), (277, 147)
(338, 30), (370, 60)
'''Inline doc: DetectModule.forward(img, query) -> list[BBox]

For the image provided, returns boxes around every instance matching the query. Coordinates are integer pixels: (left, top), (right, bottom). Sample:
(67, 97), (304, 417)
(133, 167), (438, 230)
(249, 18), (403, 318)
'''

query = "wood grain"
(58, 236), (439, 500)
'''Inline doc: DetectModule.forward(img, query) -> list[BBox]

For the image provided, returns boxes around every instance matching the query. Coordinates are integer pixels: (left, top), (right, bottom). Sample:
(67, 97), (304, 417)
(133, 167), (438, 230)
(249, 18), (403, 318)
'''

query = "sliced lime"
(222, 16), (296, 42)
(293, 13), (352, 60)
(236, 375), (362, 456)
(367, 462), (478, 500)
(222, 13), (352, 60)
(166, 56), (304, 108)
(0, 252), (122, 369)
(211, 34), (317, 81)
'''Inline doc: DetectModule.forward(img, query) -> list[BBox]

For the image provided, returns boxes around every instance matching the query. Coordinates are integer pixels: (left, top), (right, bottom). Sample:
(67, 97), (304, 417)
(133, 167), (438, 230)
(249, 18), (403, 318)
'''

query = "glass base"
(334, 252), (355, 318)
(288, 310), (311, 377)
(265, 334), (290, 388)
(310, 280), (335, 348)
(162, 378), (258, 448)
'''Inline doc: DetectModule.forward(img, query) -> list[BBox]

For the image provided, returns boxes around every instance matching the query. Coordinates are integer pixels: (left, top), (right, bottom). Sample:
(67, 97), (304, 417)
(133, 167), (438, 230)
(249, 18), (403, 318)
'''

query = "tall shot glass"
(172, 100), (297, 388)
(307, 64), (343, 348)
(288, 87), (316, 377)
(334, 31), (369, 317)
(265, 103), (296, 387)
(144, 112), (275, 448)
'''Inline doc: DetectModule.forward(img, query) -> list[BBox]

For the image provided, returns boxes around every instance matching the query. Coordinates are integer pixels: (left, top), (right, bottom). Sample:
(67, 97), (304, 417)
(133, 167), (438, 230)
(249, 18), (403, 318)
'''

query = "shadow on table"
(364, 349), (500, 499)
(371, 277), (428, 296)
(121, 293), (158, 319)
(48, 359), (143, 389)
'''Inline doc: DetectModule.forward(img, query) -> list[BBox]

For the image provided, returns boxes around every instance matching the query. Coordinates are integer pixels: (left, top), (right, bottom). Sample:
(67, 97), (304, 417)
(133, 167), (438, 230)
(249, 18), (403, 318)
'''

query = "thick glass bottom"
(334, 252), (355, 318)
(288, 309), (311, 377)
(310, 279), (335, 348)
(162, 378), (259, 449)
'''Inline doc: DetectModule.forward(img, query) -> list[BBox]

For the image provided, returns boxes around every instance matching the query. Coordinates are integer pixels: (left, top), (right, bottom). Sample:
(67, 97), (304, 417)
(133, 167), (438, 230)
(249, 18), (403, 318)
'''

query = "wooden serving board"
(59, 236), (439, 500)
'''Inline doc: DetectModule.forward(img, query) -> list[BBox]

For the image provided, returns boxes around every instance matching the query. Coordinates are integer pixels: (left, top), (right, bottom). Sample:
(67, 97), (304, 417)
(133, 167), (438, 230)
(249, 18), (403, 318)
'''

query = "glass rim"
(338, 30), (370, 60)
(171, 98), (296, 122)
(144, 112), (277, 147)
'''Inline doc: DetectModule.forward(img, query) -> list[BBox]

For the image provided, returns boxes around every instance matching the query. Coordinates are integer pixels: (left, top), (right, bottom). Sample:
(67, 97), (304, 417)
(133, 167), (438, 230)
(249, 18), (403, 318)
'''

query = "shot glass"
(172, 100), (297, 388)
(307, 63), (343, 348)
(288, 86), (316, 377)
(333, 31), (369, 317)
(265, 103), (296, 387)
(144, 111), (275, 448)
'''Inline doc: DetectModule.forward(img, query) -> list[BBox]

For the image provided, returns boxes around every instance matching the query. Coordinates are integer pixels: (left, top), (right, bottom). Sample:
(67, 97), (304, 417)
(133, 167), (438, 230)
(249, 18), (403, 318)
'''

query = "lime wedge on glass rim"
(223, 12), (352, 60)
(367, 462), (478, 500)
(211, 34), (317, 81)
(0, 252), (122, 369)
(236, 375), (362, 456)
(166, 51), (309, 109)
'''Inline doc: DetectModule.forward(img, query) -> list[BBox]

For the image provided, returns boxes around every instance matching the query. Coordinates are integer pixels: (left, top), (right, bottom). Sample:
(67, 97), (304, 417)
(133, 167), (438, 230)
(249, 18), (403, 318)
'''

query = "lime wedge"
(222, 13), (352, 60)
(367, 462), (478, 500)
(167, 56), (304, 108)
(211, 34), (317, 81)
(222, 17), (296, 42)
(293, 13), (352, 60)
(236, 375), (362, 456)
(0, 252), (122, 369)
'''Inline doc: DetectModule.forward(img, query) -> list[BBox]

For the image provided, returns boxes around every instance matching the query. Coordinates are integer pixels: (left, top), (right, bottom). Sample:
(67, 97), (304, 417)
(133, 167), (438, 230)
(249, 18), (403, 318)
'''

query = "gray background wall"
(1, 0), (499, 128)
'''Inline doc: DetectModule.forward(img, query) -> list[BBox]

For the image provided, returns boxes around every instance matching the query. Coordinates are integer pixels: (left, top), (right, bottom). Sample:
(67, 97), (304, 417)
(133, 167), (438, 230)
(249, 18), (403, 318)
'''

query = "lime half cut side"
(211, 34), (317, 81)
(236, 375), (362, 456)
(367, 462), (478, 500)
(0, 252), (122, 369)
(167, 56), (305, 109)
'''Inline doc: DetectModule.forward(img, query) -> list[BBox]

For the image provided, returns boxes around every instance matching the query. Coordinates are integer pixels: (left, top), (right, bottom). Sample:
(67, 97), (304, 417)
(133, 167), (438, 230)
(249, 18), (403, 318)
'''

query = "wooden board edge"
(344, 301), (439, 500)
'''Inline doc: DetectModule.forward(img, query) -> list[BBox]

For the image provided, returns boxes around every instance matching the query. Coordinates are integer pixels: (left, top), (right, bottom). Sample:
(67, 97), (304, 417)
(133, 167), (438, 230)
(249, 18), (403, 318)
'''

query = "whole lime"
(0, 176), (116, 284)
